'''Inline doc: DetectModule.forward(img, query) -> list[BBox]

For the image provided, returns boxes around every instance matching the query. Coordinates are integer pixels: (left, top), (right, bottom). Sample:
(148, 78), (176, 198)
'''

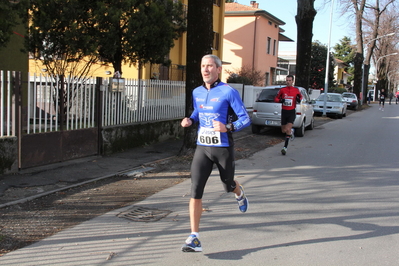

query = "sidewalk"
(0, 138), (184, 207)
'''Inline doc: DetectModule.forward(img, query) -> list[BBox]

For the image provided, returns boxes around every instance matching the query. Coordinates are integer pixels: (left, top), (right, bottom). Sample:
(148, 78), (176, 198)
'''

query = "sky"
(235, 0), (353, 53)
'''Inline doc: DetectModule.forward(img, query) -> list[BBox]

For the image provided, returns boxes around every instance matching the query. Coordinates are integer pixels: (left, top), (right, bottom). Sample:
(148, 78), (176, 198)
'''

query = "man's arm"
(228, 89), (251, 132)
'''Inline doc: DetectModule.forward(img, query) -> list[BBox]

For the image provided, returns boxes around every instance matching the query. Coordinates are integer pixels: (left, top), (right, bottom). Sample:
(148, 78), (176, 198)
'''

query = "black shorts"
(281, 109), (296, 125)
(190, 145), (236, 199)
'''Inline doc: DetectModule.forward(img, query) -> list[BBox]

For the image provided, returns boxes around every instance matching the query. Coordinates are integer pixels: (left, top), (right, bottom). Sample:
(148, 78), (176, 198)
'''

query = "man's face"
(201, 57), (221, 85)
(286, 77), (294, 87)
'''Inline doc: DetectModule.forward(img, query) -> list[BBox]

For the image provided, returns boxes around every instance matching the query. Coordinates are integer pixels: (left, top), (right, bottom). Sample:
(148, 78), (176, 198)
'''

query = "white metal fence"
(0, 71), (186, 137)
(27, 74), (98, 134)
(102, 78), (186, 126)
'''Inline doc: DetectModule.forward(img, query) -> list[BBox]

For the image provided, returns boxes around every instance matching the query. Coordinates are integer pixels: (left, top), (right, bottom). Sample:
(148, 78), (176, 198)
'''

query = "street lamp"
(375, 52), (398, 66)
(322, 0), (335, 116)
(361, 32), (395, 105)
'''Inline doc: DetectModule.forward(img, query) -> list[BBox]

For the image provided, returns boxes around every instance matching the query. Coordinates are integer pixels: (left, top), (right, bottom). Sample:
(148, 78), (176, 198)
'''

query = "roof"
(279, 33), (294, 42)
(334, 58), (349, 67)
(225, 2), (286, 25)
(225, 2), (261, 12)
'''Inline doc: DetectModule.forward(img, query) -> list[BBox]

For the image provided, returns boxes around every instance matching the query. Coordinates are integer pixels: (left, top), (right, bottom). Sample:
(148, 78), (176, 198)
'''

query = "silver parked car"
(312, 93), (347, 118)
(251, 86), (315, 136)
(342, 92), (358, 110)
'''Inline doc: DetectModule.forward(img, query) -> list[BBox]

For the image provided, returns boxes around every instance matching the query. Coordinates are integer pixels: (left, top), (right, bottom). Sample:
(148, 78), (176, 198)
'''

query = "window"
(213, 0), (221, 7)
(273, 40), (276, 56)
(267, 37), (271, 54)
(289, 64), (296, 75)
(265, 72), (270, 85)
(212, 32), (220, 51)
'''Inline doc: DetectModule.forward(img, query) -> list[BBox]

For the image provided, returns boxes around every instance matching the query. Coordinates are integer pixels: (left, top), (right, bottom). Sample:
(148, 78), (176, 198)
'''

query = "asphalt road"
(1, 103), (399, 265)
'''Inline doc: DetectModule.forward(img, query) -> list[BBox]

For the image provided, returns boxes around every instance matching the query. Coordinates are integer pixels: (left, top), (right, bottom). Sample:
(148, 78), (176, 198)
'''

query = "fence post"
(13, 71), (22, 169)
(59, 75), (65, 131)
(96, 77), (103, 155)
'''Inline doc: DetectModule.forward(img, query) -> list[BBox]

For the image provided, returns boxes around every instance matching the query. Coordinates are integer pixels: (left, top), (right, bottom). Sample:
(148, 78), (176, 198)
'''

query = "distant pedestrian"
(180, 54), (251, 252)
(389, 92), (393, 105)
(379, 89), (387, 111)
(274, 75), (302, 155)
(368, 90), (374, 104)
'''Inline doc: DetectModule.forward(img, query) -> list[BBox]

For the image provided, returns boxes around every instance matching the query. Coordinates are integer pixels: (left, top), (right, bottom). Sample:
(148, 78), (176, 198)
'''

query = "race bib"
(198, 127), (221, 146)
(283, 99), (293, 106)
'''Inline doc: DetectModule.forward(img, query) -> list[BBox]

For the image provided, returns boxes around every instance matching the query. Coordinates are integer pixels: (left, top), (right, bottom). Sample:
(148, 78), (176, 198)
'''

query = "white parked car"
(251, 86), (314, 137)
(312, 93), (347, 119)
(342, 92), (358, 110)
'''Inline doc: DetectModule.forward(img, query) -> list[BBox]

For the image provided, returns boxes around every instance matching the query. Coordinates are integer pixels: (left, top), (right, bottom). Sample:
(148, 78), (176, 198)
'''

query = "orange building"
(222, 1), (293, 86)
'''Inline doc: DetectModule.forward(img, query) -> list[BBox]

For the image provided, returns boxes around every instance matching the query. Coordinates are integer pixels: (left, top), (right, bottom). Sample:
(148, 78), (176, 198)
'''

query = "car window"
(330, 95), (342, 102)
(300, 90), (310, 102)
(343, 93), (355, 98)
(256, 88), (280, 102)
(316, 94), (326, 101)
(317, 94), (343, 102)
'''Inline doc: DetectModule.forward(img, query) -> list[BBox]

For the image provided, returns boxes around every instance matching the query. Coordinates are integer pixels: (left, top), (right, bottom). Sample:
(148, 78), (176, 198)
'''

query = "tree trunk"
(363, 63), (370, 102)
(179, 0), (213, 155)
(295, 0), (316, 91)
(351, 0), (366, 102)
(353, 52), (363, 98)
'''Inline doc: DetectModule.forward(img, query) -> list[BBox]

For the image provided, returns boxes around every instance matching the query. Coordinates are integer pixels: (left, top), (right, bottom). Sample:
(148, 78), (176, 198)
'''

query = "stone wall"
(101, 119), (184, 155)
(0, 137), (18, 175)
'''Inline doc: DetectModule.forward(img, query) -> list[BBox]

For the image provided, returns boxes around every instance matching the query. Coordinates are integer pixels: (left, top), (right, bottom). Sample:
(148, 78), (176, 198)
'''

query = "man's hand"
(181, 117), (192, 127)
(212, 120), (227, 132)
(280, 98), (285, 104)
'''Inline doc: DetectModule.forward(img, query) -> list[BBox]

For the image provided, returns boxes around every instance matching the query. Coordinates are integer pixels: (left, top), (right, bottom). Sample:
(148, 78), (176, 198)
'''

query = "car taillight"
(296, 112), (301, 115)
(352, 100), (357, 103)
(253, 109), (257, 113)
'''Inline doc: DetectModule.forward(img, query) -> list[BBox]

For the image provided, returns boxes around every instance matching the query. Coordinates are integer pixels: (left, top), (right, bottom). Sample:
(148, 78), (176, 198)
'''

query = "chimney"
(250, 1), (259, 8)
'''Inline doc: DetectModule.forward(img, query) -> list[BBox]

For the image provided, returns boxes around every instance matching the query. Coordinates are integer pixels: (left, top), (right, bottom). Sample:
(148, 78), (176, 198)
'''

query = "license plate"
(265, 120), (280, 126)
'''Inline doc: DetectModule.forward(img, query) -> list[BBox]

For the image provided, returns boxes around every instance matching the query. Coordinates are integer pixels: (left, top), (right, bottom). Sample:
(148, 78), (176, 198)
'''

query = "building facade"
(222, 1), (293, 86)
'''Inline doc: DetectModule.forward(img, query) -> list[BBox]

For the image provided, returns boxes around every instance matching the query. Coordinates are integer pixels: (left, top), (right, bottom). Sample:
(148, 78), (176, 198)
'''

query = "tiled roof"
(225, 3), (261, 12)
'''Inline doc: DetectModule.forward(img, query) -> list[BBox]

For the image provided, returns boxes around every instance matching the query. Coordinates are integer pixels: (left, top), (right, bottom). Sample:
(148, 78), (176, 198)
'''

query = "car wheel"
(296, 121), (305, 137)
(252, 124), (261, 134)
(337, 113), (343, 119)
(306, 116), (315, 130)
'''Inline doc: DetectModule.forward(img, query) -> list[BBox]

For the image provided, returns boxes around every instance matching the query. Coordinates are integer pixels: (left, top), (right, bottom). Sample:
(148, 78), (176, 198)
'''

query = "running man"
(180, 54), (251, 252)
(274, 75), (302, 155)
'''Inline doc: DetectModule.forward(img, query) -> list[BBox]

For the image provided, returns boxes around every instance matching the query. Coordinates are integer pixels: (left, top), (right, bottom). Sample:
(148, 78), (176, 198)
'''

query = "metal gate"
(15, 72), (101, 168)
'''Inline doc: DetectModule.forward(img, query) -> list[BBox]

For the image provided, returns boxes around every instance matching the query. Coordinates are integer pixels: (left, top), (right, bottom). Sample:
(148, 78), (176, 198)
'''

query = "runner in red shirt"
(274, 75), (302, 155)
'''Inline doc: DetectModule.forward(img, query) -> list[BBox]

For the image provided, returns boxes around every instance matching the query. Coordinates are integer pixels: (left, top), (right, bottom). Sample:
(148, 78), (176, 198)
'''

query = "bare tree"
(347, 0), (367, 100)
(295, 0), (317, 90)
(361, 0), (396, 103)
(225, 65), (264, 86)
(370, 5), (399, 95)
